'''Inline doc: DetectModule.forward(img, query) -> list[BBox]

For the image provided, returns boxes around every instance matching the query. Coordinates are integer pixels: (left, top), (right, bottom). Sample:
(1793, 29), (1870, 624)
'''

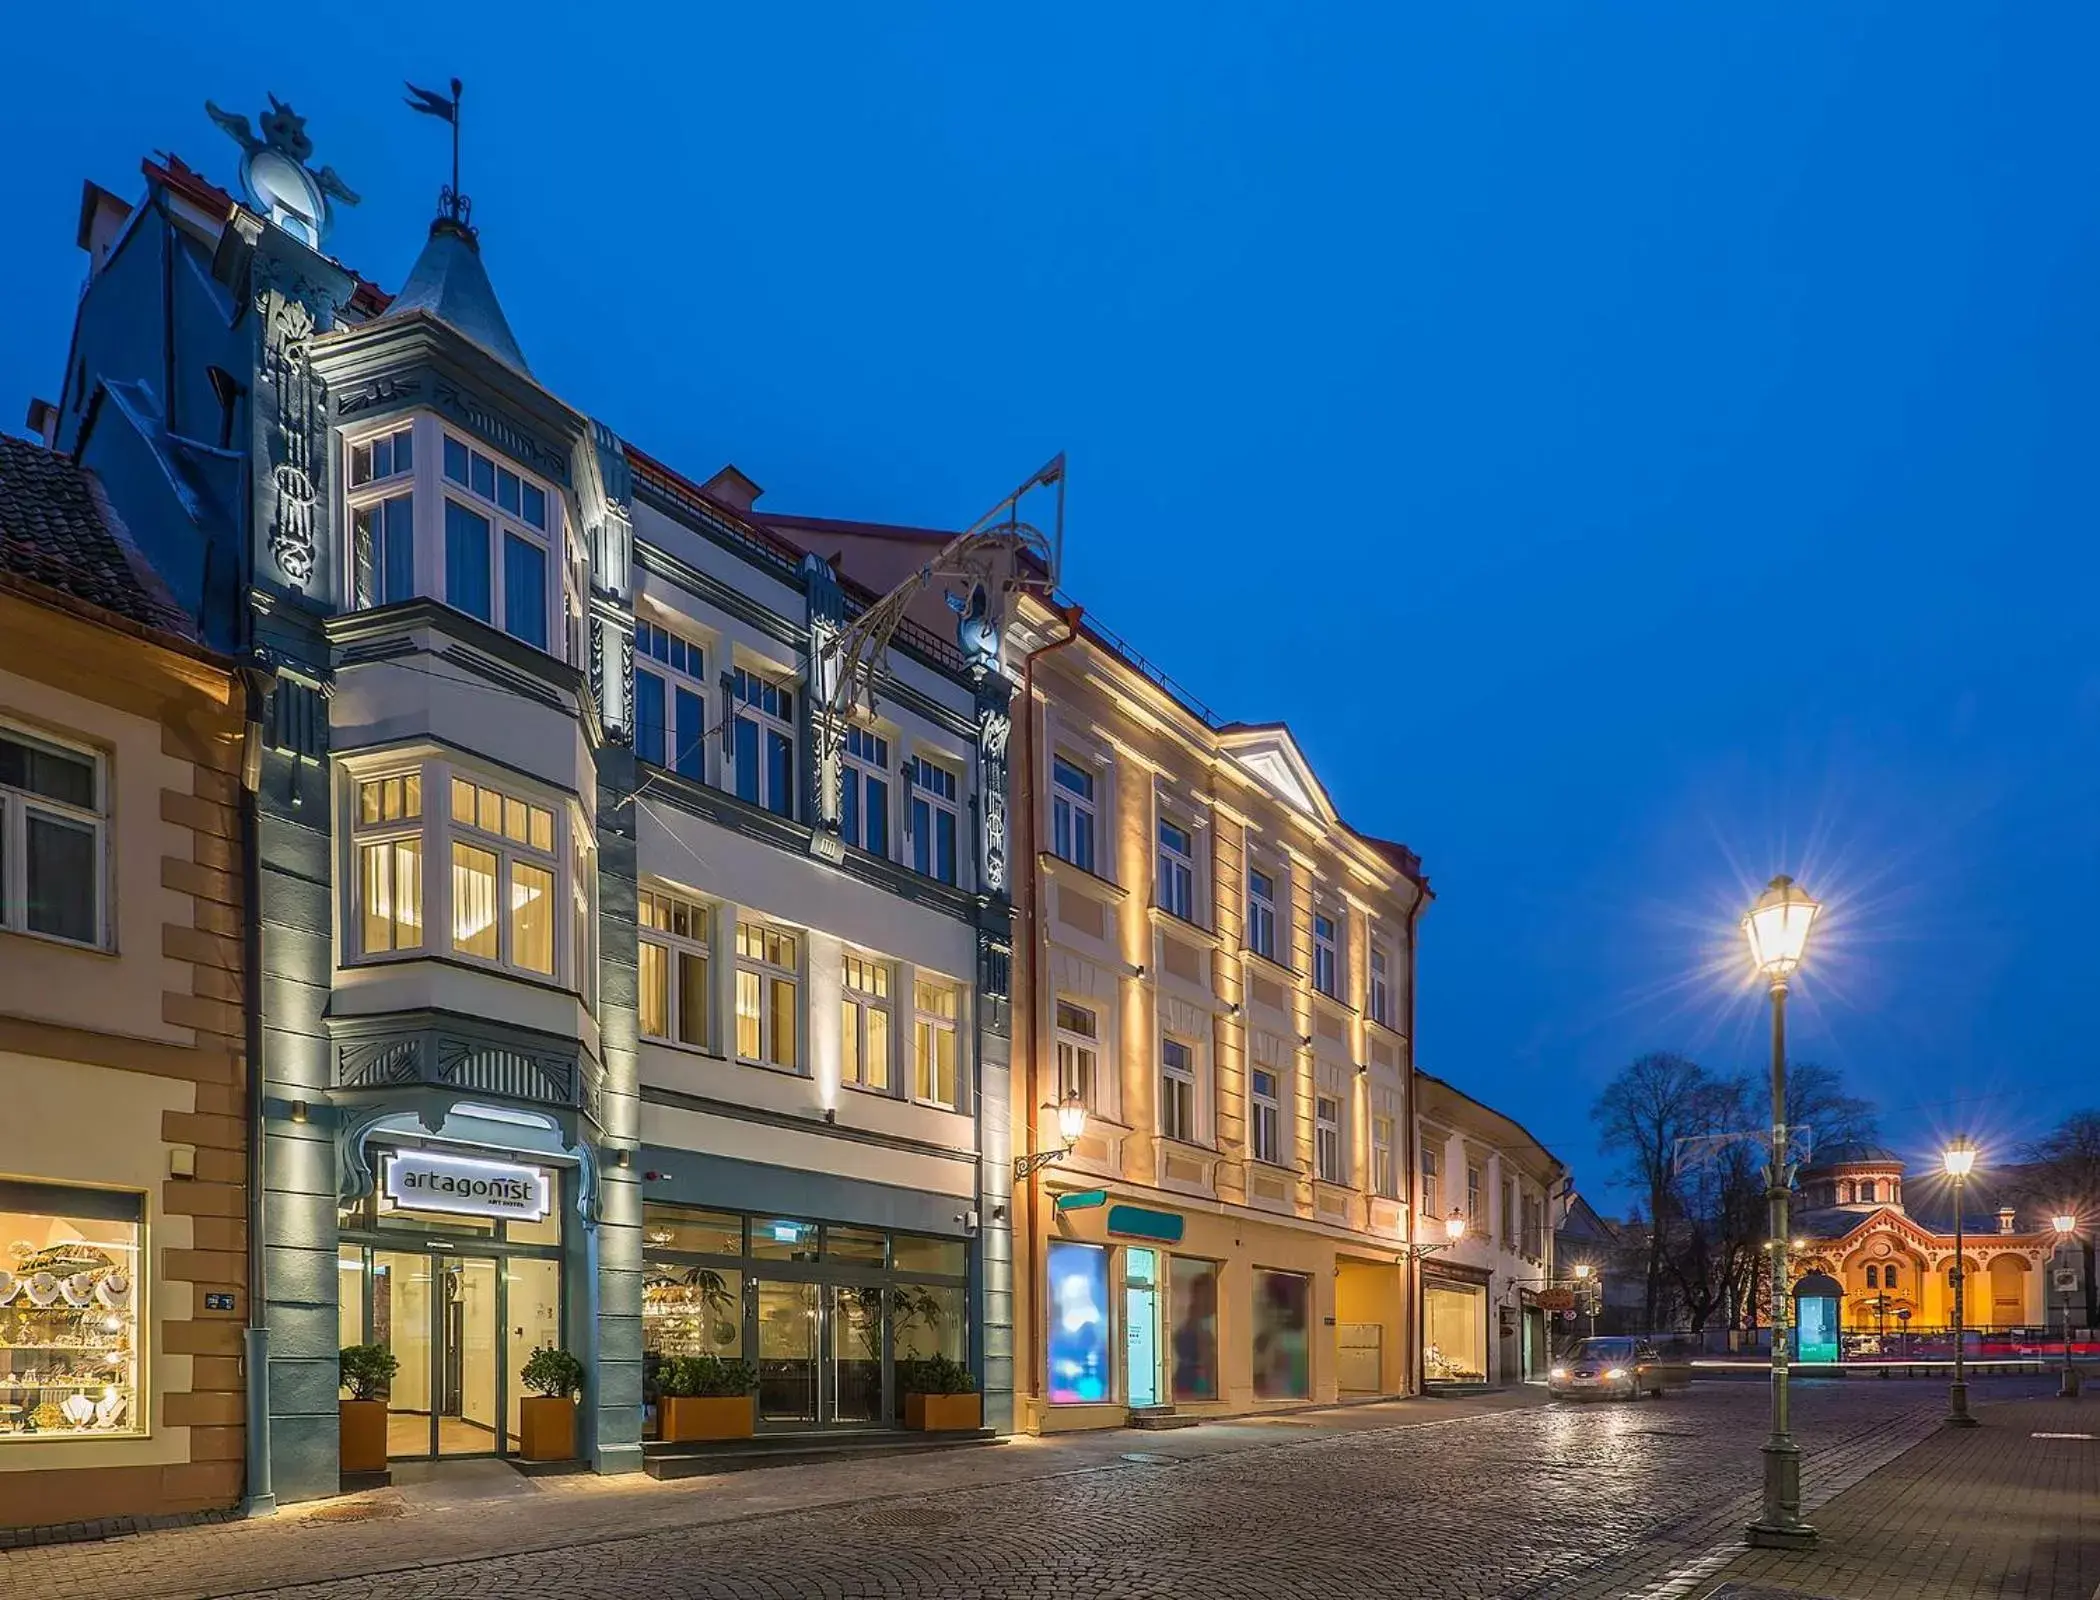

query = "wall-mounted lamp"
(289, 1100), (309, 1125)
(1131, 962), (1147, 979)
(1299, 1035), (1314, 1049)
(613, 1148), (632, 1169)
(1225, 1002), (1244, 1019)
(1014, 1092), (1089, 1182)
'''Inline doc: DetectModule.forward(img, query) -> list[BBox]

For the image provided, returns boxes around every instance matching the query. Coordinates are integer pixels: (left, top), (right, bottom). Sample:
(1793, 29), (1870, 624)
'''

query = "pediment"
(1219, 724), (1337, 825)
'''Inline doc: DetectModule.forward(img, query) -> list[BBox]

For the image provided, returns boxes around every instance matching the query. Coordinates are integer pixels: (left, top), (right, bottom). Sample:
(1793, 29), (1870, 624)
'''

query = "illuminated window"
(639, 887), (709, 1048)
(913, 977), (961, 1109)
(0, 723), (105, 947)
(1051, 756), (1096, 873)
(1055, 1000), (1102, 1114)
(634, 620), (706, 779)
(841, 952), (893, 1092)
(735, 920), (799, 1068)
(0, 1182), (145, 1442)
(1157, 818), (1195, 921)
(352, 772), (423, 954)
(448, 776), (558, 976)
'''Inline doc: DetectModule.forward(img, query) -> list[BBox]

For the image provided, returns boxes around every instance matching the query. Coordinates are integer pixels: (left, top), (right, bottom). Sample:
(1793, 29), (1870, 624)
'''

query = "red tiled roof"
(0, 434), (194, 637)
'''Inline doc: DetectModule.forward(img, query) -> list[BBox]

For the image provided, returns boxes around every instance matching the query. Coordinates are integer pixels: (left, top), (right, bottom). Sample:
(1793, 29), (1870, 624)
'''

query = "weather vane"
(204, 94), (359, 247)
(405, 78), (468, 230)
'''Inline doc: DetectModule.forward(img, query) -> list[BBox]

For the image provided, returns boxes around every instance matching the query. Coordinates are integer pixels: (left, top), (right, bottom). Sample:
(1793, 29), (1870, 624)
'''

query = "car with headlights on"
(1547, 1336), (1688, 1399)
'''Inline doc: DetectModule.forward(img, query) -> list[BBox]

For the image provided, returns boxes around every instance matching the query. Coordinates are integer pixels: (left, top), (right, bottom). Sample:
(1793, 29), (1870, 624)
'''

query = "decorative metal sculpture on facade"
(205, 94), (359, 246)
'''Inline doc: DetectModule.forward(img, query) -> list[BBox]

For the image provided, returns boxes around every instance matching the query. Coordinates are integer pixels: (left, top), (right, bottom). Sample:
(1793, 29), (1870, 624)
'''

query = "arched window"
(1838, 1182), (1853, 1204)
(1865, 1264), (1879, 1289)
(1861, 1181), (1877, 1203)
(1884, 1264), (1898, 1289)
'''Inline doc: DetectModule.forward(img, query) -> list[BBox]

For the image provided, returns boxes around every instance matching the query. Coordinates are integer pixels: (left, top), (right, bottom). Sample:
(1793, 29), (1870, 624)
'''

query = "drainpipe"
(1015, 603), (1082, 1422)
(1403, 888), (1426, 1398)
(237, 671), (274, 1517)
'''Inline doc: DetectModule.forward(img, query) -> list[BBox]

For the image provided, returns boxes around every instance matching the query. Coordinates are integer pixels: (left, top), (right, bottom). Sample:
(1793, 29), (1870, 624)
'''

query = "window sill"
(340, 948), (586, 1002)
(1146, 904), (1222, 948)
(1237, 947), (1300, 986)
(1039, 851), (1128, 902)
(736, 1056), (806, 1078)
(1310, 987), (1356, 1019)
(642, 1035), (729, 1063)
(0, 925), (114, 959)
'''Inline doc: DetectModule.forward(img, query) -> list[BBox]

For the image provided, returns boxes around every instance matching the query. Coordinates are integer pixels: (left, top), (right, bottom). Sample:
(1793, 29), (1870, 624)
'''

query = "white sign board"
(2054, 1267), (2082, 1298)
(382, 1151), (552, 1223)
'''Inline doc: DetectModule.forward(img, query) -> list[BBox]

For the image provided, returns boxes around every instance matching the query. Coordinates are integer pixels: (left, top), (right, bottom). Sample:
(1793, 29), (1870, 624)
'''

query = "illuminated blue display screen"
(1047, 1241), (1110, 1404)
(1797, 1294), (1839, 1363)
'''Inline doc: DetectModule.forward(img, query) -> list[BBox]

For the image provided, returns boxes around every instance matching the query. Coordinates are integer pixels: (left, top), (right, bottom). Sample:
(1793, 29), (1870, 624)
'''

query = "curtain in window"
(445, 502), (492, 622)
(451, 841), (499, 957)
(503, 532), (548, 649)
(511, 860), (555, 974)
(635, 672), (666, 767)
(676, 950), (709, 1046)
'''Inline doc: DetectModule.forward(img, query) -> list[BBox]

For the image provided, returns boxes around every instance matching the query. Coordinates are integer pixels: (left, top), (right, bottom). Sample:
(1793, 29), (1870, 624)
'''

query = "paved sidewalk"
(1696, 1395), (2100, 1600)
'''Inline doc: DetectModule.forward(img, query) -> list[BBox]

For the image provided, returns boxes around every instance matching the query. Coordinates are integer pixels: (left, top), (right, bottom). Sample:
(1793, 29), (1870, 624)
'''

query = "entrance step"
(1423, 1382), (1495, 1397)
(642, 1430), (1001, 1480)
(1128, 1406), (1200, 1431)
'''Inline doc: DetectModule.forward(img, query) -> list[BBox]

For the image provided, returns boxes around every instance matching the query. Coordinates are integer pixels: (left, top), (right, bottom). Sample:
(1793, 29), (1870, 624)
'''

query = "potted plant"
(338, 1343), (399, 1474)
(518, 1346), (586, 1461)
(658, 1354), (758, 1442)
(900, 1353), (981, 1432)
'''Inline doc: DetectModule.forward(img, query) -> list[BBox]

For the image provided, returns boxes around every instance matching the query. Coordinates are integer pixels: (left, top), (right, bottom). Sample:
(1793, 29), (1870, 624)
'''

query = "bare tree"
(1593, 1053), (1719, 1330)
(1784, 1061), (1880, 1156)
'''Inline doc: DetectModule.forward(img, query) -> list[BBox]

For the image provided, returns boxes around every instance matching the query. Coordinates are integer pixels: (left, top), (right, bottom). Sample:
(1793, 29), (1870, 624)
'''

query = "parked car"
(1548, 1336), (1692, 1399)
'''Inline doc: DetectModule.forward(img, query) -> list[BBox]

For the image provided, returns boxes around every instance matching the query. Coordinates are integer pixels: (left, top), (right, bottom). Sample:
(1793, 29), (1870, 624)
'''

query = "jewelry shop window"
(0, 1181), (143, 1440)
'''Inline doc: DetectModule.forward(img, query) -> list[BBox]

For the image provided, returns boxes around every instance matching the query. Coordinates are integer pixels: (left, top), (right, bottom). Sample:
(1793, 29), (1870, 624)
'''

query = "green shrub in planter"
(339, 1343), (400, 1400)
(662, 1354), (758, 1397)
(899, 1353), (977, 1395)
(521, 1346), (586, 1400)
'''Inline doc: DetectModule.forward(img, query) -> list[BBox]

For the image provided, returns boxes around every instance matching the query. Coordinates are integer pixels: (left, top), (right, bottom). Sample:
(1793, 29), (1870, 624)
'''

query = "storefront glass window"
(894, 1283), (966, 1366)
(1169, 1255), (1220, 1402)
(892, 1234), (967, 1277)
(1424, 1281), (1488, 1381)
(1251, 1269), (1311, 1399)
(1047, 1241), (1111, 1404)
(825, 1226), (887, 1265)
(750, 1217), (820, 1262)
(0, 1181), (145, 1440)
(642, 1206), (742, 1258)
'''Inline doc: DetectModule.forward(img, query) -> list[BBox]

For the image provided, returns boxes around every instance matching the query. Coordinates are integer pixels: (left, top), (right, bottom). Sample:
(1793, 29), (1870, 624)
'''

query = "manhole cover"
(302, 1501), (405, 1525)
(862, 1506), (958, 1529)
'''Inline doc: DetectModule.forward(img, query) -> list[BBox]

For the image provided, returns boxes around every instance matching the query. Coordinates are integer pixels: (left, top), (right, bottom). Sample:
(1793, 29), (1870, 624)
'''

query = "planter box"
(904, 1392), (982, 1432)
(518, 1396), (577, 1461)
(340, 1399), (388, 1474)
(660, 1394), (754, 1442)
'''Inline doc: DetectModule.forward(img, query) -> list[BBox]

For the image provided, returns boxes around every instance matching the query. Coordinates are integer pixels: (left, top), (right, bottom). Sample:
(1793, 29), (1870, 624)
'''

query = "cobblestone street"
(8, 1377), (2066, 1600)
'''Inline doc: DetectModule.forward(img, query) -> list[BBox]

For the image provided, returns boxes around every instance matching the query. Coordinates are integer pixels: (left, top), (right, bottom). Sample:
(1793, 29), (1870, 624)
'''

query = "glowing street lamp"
(1742, 874), (1821, 1551)
(1943, 1140), (1979, 1427)
(2052, 1212), (2081, 1401)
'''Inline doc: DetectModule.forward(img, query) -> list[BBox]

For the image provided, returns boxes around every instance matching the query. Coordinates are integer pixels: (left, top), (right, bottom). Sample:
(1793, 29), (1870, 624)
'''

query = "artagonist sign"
(382, 1151), (552, 1222)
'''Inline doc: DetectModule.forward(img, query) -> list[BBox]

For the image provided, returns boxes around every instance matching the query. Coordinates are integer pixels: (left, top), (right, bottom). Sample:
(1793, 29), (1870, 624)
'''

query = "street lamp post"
(1574, 1262), (1598, 1339)
(1943, 1141), (1978, 1427)
(2054, 1213), (2081, 1401)
(1742, 874), (1820, 1551)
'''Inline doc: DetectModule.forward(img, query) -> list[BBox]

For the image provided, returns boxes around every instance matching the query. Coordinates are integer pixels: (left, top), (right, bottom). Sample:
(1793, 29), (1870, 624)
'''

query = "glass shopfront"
(337, 1149), (566, 1460)
(1251, 1269), (1311, 1400)
(1424, 1277), (1488, 1382)
(0, 1181), (144, 1442)
(642, 1204), (969, 1432)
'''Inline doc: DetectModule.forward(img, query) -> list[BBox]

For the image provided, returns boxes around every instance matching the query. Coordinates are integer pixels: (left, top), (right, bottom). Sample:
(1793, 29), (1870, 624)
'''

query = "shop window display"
(1251, 1269), (1310, 1399)
(1047, 1241), (1110, 1404)
(1424, 1281), (1488, 1381)
(0, 1182), (143, 1439)
(1169, 1255), (1219, 1402)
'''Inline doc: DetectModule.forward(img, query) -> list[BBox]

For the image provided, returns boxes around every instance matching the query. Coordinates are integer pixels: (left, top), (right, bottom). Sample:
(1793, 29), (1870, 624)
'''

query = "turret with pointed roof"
(379, 216), (530, 375)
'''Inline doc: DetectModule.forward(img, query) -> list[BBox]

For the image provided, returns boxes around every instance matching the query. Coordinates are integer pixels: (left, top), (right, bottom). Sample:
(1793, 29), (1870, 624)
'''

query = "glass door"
(830, 1285), (884, 1425)
(755, 1281), (819, 1426)
(437, 1257), (499, 1456)
(373, 1249), (433, 1459)
(1125, 1249), (1160, 1409)
(506, 1257), (563, 1452)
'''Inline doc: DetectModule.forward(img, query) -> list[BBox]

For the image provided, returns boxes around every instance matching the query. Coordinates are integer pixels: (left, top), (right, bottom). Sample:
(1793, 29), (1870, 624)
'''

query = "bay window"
(913, 976), (961, 1109)
(635, 620), (707, 779)
(840, 952), (893, 1091)
(640, 887), (710, 1048)
(842, 727), (892, 858)
(1054, 1000), (1102, 1113)
(906, 755), (958, 884)
(442, 434), (552, 650)
(1051, 756), (1096, 873)
(735, 919), (799, 1068)
(1157, 817), (1195, 921)
(0, 723), (104, 948)
(1316, 1095), (1343, 1183)
(449, 777), (556, 975)
(730, 667), (795, 818)
(348, 423), (415, 610)
(352, 771), (423, 953)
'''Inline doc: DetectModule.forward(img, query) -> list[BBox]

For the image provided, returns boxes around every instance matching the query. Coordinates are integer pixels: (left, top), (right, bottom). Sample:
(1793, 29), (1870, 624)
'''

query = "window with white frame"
(638, 887), (710, 1048)
(734, 919), (799, 1068)
(1054, 1000), (1103, 1113)
(913, 976), (962, 1109)
(1372, 1114), (1397, 1198)
(1247, 866), (1278, 962)
(0, 724), (104, 947)
(1159, 1036), (1197, 1144)
(730, 667), (795, 818)
(1250, 1069), (1282, 1165)
(1369, 942), (1392, 1027)
(634, 619), (707, 780)
(347, 423), (415, 611)
(1315, 1095), (1343, 1184)
(352, 771), (424, 955)
(1465, 1162), (1483, 1229)
(449, 776), (558, 976)
(1156, 817), (1195, 922)
(840, 951), (894, 1092)
(571, 831), (596, 1007)
(1051, 755), (1097, 873)
(1313, 909), (1339, 998)
(841, 727), (892, 858)
(1421, 1145), (1442, 1217)
(906, 754), (958, 885)
(442, 433), (554, 651)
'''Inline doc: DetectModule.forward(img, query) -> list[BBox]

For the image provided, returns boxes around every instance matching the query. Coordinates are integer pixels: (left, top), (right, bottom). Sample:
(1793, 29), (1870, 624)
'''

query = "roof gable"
(1217, 723), (1338, 825)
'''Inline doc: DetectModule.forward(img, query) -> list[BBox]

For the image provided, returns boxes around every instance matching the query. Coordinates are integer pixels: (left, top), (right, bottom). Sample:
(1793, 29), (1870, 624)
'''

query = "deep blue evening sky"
(4, 5), (2095, 1205)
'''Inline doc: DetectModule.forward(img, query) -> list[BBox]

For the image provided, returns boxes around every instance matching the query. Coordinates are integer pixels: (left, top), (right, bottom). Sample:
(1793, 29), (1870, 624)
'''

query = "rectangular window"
(1168, 1255), (1219, 1402)
(1160, 1037), (1196, 1144)
(350, 494), (415, 610)
(502, 532), (548, 650)
(451, 841), (499, 958)
(0, 1180), (146, 1440)
(1051, 756), (1096, 873)
(511, 859), (555, 975)
(639, 888), (710, 1048)
(445, 500), (492, 622)
(1, 725), (104, 947)
(913, 977), (961, 1109)
(1247, 867), (1277, 962)
(731, 667), (795, 818)
(349, 423), (413, 487)
(1157, 818), (1194, 921)
(1251, 1068), (1281, 1165)
(1054, 1000), (1101, 1112)
(1503, 1178), (1518, 1250)
(1045, 1241), (1110, 1404)
(1466, 1164), (1482, 1229)
(1315, 1095), (1342, 1184)
(352, 772), (424, 954)
(635, 620), (706, 778)
(842, 726), (891, 858)
(441, 435), (557, 651)
(1372, 1114), (1396, 1198)
(840, 952), (893, 1092)
(572, 832), (595, 1007)
(448, 775), (562, 979)
(906, 756), (958, 884)
(734, 920), (799, 1068)
(1313, 911), (1338, 998)
(1421, 1147), (1441, 1218)
(1252, 1270), (1311, 1399)
(1369, 944), (1391, 1027)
